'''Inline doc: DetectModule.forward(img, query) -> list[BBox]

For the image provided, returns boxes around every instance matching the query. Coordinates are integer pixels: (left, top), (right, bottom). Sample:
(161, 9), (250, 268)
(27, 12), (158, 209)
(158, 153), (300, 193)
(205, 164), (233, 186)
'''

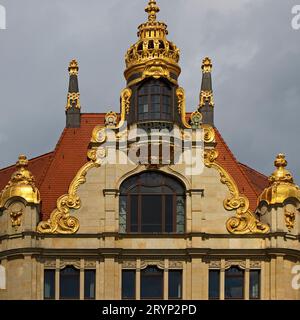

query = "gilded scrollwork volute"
(37, 160), (100, 234)
(204, 149), (270, 234)
(176, 87), (191, 128)
(37, 121), (109, 234)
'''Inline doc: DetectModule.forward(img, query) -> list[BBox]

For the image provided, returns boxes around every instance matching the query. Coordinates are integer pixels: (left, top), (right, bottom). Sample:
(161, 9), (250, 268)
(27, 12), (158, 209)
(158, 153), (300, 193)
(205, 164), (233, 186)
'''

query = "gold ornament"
(284, 208), (296, 231)
(124, 0), (180, 85)
(202, 57), (212, 73)
(66, 92), (81, 110)
(68, 59), (79, 76)
(0, 155), (40, 208)
(199, 90), (214, 108)
(204, 149), (270, 234)
(175, 87), (191, 128)
(190, 111), (202, 129)
(10, 203), (23, 229)
(258, 154), (300, 205)
(37, 161), (100, 234)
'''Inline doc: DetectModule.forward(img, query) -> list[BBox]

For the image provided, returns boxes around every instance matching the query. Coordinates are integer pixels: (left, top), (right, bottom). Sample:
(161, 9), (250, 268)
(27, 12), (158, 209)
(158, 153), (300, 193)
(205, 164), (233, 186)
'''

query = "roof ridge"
(239, 162), (268, 180)
(215, 128), (260, 198)
(0, 151), (54, 173)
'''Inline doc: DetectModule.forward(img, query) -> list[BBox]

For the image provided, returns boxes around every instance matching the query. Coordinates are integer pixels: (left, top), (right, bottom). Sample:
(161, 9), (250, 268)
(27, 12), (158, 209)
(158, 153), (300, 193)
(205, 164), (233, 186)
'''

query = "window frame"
(120, 172), (186, 234)
(224, 266), (245, 300)
(59, 266), (80, 300)
(136, 80), (173, 122)
(141, 266), (164, 300)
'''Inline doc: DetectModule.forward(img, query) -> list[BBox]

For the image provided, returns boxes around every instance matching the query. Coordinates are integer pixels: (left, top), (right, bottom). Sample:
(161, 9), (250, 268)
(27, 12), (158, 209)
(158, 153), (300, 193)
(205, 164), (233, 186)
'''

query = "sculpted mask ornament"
(10, 203), (23, 229)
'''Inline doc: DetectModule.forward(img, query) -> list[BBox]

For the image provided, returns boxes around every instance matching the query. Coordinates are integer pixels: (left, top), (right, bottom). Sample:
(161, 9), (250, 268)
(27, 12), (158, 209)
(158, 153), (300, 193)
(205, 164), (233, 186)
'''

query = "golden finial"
(16, 154), (29, 168)
(0, 155), (40, 209)
(145, 0), (160, 22)
(202, 57), (212, 73)
(269, 154), (294, 184)
(258, 153), (300, 206)
(68, 59), (79, 76)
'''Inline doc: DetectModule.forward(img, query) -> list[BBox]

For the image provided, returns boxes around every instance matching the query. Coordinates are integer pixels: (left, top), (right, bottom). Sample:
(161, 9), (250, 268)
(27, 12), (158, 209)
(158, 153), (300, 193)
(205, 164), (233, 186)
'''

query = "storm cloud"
(0, 0), (299, 181)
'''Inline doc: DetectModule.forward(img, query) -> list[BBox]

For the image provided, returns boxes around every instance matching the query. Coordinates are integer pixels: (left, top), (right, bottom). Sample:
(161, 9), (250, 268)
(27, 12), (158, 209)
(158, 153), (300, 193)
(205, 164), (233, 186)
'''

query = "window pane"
(60, 267), (80, 300)
(119, 195), (127, 233)
(151, 85), (160, 94)
(84, 270), (95, 300)
(151, 103), (160, 113)
(165, 195), (174, 232)
(176, 196), (185, 233)
(225, 267), (244, 300)
(44, 270), (55, 300)
(122, 270), (136, 300)
(141, 267), (163, 299)
(250, 270), (260, 299)
(168, 271), (182, 299)
(151, 95), (160, 104)
(141, 195), (162, 232)
(130, 195), (138, 232)
(209, 270), (220, 300)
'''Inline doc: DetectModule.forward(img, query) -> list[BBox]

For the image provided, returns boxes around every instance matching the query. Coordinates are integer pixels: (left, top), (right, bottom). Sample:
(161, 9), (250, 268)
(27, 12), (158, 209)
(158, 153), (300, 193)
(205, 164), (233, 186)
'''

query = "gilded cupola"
(124, 0), (180, 86)
(0, 155), (40, 208)
(258, 154), (300, 205)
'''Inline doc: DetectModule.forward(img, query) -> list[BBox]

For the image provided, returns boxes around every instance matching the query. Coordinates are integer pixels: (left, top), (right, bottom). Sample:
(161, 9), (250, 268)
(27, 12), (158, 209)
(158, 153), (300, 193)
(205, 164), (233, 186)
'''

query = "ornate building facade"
(0, 0), (299, 300)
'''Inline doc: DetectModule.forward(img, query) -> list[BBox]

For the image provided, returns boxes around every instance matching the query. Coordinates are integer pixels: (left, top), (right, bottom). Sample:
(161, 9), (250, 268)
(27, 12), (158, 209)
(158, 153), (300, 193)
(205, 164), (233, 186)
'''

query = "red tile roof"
(0, 115), (267, 219)
(214, 128), (266, 212)
(238, 162), (269, 195)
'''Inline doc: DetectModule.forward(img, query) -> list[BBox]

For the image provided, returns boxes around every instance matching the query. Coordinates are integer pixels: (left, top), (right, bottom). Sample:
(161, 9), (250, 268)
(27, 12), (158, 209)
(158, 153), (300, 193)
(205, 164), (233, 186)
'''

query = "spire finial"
(68, 59), (79, 76)
(16, 155), (28, 168)
(145, 0), (160, 22)
(66, 59), (80, 112)
(269, 153), (294, 184)
(202, 57), (213, 73)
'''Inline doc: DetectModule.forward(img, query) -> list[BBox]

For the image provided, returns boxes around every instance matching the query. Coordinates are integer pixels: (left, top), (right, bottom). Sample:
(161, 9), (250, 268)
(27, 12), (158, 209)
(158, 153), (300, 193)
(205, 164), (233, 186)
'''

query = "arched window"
(137, 80), (172, 121)
(119, 172), (185, 233)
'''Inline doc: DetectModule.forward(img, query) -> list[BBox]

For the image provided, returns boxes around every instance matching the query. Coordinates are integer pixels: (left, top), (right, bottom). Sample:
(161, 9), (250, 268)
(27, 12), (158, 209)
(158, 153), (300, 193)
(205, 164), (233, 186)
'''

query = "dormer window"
(137, 80), (172, 122)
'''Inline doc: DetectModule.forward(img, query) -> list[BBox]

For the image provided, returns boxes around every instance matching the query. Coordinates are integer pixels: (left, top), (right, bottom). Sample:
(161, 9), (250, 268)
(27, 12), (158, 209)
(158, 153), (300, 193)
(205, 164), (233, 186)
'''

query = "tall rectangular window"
(84, 270), (96, 300)
(209, 270), (220, 300)
(141, 267), (163, 299)
(44, 270), (55, 300)
(168, 270), (182, 299)
(250, 270), (260, 300)
(122, 270), (136, 300)
(225, 267), (244, 300)
(59, 267), (80, 300)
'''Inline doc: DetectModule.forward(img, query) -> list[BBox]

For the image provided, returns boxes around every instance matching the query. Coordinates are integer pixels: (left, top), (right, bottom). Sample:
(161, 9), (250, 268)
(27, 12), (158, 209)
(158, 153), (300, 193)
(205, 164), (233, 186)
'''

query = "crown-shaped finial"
(202, 57), (212, 73)
(145, 0), (160, 22)
(68, 59), (79, 76)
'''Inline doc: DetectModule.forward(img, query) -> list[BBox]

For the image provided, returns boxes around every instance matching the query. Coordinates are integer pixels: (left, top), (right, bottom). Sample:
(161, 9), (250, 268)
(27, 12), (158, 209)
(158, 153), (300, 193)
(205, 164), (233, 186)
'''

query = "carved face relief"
(9, 202), (24, 229)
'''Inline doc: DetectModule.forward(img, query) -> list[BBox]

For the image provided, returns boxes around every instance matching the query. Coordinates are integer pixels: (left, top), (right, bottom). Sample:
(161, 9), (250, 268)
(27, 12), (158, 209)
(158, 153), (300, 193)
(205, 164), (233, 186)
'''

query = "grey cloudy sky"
(0, 0), (299, 182)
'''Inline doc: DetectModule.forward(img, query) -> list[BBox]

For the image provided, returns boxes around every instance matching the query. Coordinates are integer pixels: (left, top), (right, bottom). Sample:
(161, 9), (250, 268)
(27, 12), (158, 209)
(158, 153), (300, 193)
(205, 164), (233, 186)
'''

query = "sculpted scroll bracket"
(204, 149), (270, 235)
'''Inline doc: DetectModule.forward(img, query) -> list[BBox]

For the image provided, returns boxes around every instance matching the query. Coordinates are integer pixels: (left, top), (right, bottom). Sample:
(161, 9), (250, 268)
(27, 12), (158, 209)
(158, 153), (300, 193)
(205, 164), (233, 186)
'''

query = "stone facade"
(0, 160), (299, 300)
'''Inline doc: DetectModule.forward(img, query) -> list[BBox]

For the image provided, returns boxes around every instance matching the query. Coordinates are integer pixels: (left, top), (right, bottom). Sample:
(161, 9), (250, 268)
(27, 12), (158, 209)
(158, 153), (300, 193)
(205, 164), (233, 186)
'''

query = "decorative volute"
(124, 0), (180, 86)
(0, 155), (40, 208)
(258, 154), (300, 205)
